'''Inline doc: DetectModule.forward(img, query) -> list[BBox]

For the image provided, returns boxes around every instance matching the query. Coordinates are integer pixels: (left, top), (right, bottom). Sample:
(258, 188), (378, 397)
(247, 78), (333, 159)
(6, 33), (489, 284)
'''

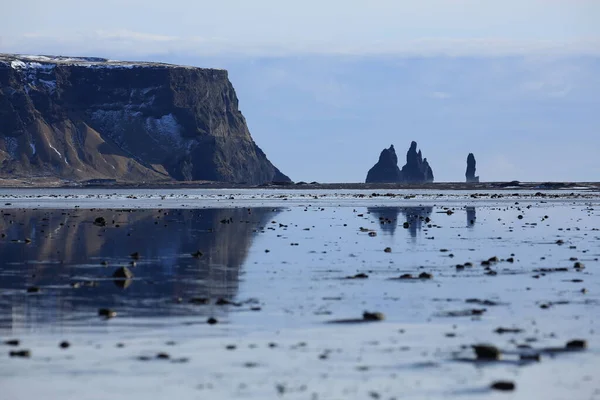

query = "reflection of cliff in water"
(0, 207), (279, 331)
(368, 206), (433, 237)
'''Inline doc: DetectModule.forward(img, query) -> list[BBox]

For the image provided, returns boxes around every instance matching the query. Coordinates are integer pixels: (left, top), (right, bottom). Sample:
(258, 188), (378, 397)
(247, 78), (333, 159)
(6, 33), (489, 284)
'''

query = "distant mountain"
(0, 54), (289, 184)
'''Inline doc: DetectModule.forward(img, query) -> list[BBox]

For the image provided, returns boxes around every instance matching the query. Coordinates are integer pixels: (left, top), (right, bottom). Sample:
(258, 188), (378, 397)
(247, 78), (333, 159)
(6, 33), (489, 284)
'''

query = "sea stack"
(466, 153), (479, 183)
(365, 145), (402, 183)
(365, 141), (434, 183)
(401, 141), (434, 183)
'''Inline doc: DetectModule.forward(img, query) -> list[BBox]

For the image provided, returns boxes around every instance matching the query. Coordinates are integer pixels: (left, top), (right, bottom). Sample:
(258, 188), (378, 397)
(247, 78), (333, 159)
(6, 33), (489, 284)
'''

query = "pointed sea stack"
(365, 141), (434, 184)
(365, 145), (402, 183)
(466, 153), (479, 183)
(400, 141), (434, 183)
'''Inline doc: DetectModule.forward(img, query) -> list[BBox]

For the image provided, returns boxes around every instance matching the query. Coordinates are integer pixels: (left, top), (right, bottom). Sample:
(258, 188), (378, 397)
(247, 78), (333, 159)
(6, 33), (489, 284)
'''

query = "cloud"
(4, 30), (600, 59)
(93, 30), (179, 43)
(431, 91), (451, 99)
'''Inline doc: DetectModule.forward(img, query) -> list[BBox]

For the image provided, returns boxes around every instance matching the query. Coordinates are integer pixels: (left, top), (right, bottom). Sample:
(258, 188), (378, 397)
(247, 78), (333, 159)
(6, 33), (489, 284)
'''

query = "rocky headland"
(0, 54), (289, 184)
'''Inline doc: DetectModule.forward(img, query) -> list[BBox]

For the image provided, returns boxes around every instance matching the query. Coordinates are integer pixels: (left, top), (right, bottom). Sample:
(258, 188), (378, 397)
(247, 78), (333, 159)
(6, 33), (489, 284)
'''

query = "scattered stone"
(490, 381), (515, 391)
(346, 273), (369, 279)
(363, 311), (385, 321)
(215, 298), (241, 306)
(494, 327), (523, 334)
(93, 217), (106, 227)
(191, 250), (203, 258)
(207, 317), (218, 325)
(3, 339), (19, 346)
(130, 252), (140, 260)
(112, 267), (134, 279)
(189, 297), (209, 305)
(384, 247), (392, 253)
(473, 344), (500, 360)
(26, 286), (40, 293)
(98, 308), (117, 318)
(9, 349), (31, 358)
(59, 341), (70, 349)
(566, 339), (587, 350)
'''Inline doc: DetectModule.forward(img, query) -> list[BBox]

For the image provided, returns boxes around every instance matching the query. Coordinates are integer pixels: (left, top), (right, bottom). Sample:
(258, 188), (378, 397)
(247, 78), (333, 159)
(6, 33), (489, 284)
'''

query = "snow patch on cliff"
(48, 143), (62, 158)
(145, 114), (193, 150)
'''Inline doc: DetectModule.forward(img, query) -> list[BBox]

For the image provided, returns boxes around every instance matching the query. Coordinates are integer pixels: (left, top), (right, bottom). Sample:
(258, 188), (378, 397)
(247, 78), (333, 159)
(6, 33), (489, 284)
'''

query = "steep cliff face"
(0, 54), (289, 184)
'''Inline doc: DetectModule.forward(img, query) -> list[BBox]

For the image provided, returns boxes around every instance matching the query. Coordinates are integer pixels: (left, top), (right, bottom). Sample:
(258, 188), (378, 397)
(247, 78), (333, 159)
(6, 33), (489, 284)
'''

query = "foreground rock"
(365, 141), (434, 183)
(466, 153), (480, 183)
(0, 54), (289, 184)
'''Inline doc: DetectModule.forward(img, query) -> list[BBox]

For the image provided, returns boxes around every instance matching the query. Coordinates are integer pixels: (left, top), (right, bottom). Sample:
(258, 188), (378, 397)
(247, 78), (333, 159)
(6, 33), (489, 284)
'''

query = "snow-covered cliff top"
(0, 54), (221, 70)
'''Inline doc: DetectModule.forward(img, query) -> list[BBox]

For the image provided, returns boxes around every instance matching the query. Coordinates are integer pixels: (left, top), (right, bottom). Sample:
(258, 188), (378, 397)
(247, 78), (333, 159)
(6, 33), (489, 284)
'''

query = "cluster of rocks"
(366, 141), (434, 183)
(365, 142), (481, 183)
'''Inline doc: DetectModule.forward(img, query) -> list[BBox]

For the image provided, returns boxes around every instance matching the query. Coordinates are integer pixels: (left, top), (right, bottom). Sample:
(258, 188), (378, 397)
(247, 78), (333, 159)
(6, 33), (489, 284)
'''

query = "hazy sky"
(2, 0), (600, 56)
(1, 1), (599, 182)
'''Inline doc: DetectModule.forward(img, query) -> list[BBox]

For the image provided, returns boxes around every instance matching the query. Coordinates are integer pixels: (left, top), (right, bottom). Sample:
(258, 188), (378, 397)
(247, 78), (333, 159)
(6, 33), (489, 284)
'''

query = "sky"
(1, 1), (599, 182)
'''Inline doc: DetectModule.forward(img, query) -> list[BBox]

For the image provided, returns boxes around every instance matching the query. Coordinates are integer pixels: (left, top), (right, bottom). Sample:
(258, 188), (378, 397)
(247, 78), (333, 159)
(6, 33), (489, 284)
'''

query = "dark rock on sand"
(363, 311), (385, 321)
(94, 217), (107, 227)
(191, 250), (203, 258)
(98, 308), (117, 318)
(473, 344), (500, 360)
(494, 327), (523, 334)
(490, 381), (515, 391)
(3, 339), (19, 346)
(59, 341), (70, 349)
(328, 311), (385, 324)
(9, 349), (31, 358)
(465, 153), (480, 183)
(112, 267), (134, 280)
(566, 339), (587, 350)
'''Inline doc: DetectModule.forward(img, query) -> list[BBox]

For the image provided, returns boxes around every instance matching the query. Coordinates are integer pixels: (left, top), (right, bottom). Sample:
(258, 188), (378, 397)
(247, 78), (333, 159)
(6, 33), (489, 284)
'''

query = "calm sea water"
(1, 190), (599, 399)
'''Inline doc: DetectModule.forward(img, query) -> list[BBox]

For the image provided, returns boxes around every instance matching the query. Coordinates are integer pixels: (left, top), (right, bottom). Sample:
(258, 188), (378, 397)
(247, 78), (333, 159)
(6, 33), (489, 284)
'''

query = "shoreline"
(1, 178), (599, 191)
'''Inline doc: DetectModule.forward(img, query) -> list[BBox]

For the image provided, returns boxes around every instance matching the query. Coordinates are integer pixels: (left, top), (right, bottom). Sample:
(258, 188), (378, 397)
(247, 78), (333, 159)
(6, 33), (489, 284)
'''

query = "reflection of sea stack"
(365, 141), (434, 183)
(466, 153), (479, 183)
